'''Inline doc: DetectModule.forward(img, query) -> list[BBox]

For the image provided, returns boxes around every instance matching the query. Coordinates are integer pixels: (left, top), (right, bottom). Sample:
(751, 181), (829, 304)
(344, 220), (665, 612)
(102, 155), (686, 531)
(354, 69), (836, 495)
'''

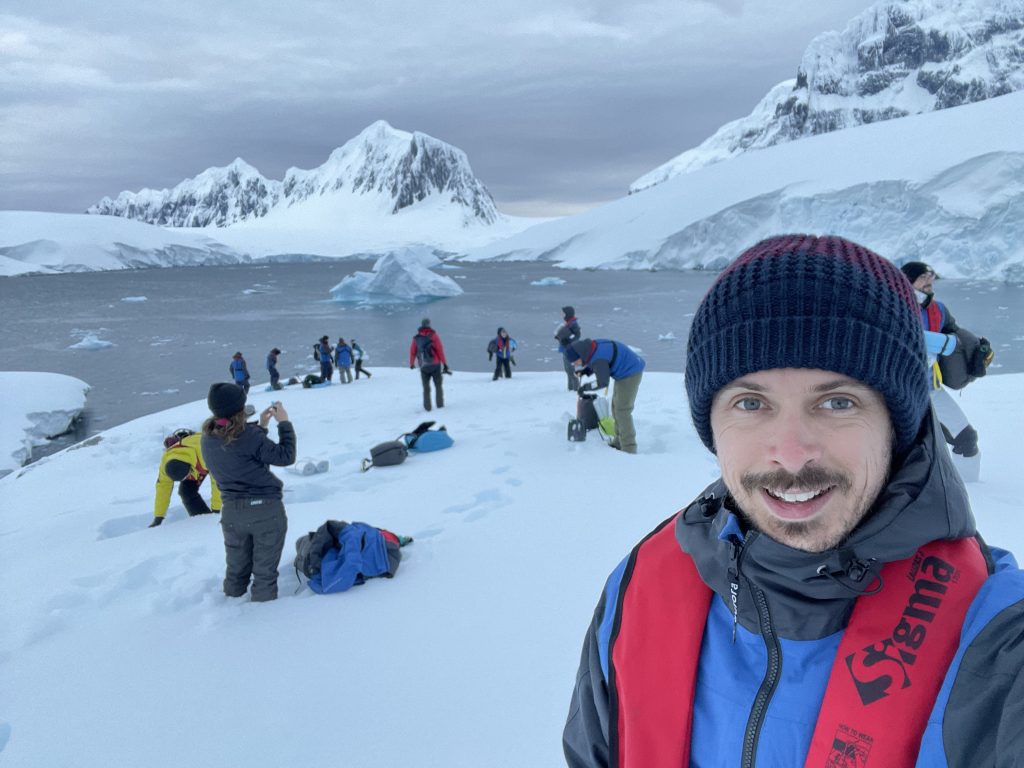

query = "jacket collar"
(676, 410), (976, 639)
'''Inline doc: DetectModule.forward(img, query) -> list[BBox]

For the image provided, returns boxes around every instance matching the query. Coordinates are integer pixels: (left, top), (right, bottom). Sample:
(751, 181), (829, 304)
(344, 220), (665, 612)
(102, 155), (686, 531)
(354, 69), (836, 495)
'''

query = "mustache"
(740, 466), (852, 495)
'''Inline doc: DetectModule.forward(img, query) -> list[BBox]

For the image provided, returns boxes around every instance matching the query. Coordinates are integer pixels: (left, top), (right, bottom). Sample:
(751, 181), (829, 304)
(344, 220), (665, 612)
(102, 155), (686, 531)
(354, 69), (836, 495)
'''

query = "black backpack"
(361, 440), (408, 472)
(313, 343), (321, 361)
(415, 334), (436, 366)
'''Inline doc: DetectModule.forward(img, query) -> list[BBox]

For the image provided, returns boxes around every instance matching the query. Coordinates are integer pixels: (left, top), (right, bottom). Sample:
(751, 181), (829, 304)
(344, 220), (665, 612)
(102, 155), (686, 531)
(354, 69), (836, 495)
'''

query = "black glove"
(148, 516), (163, 528)
(511, 357), (517, 366)
(409, 365), (415, 370)
(488, 353), (493, 361)
(443, 365), (452, 375)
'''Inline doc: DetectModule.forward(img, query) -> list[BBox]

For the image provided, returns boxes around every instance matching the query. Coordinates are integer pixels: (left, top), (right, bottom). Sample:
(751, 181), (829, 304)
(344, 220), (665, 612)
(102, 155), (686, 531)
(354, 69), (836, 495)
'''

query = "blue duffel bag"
(403, 421), (454, 453)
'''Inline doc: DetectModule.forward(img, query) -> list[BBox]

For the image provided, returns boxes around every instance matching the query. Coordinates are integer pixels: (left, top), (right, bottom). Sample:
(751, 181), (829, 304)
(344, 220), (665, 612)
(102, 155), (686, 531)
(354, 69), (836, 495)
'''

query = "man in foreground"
(563, 235), (1024, 767)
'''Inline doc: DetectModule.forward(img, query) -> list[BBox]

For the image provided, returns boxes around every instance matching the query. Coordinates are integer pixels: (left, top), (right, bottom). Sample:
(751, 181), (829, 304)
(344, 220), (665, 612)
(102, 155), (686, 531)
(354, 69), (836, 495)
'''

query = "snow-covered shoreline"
(1, 368), (1020, 765)
(0, 371), (90, 474)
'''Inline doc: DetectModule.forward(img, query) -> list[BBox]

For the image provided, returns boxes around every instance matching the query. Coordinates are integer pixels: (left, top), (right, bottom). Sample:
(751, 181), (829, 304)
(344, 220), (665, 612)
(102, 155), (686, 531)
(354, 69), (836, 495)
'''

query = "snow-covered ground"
(1, 368), (1020, 766)
(464, 91), (1024, 279)
(0, 371), (89, 474)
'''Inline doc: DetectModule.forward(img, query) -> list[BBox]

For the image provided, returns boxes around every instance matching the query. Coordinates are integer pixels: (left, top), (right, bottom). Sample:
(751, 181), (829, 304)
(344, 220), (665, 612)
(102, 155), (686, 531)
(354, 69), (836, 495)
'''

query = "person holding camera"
(201, 384), (296, 602)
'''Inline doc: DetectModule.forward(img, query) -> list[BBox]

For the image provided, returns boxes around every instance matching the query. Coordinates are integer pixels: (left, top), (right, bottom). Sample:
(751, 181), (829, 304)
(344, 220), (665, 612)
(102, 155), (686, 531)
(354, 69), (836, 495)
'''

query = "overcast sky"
(1, 0), (873, 217)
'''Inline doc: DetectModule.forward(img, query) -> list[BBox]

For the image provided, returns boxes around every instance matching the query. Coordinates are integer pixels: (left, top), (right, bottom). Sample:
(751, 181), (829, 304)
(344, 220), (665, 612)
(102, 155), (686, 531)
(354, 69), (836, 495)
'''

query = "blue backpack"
(403, 421), (454, 452)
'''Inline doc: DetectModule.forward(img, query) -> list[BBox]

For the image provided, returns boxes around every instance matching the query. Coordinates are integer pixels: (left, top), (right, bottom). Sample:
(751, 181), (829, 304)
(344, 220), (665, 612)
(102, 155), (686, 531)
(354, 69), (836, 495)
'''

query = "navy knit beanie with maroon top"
(684, 234), (929, 455)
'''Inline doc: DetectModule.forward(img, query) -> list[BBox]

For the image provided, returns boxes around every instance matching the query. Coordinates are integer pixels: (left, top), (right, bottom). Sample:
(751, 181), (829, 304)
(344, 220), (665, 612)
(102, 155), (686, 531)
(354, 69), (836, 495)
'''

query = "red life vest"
(609, 514), (988, 768)
(924, 301), (944, 332)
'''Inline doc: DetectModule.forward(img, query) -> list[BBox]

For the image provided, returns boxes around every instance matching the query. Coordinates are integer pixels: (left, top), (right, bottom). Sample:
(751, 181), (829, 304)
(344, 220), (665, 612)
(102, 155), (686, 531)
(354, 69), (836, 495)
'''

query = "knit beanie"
(207, 382), (247, 419)
(163, 458), (191, 482)
(421, 318), (431, 328)
(899, 261), (932, 284)
(684, 234), (928, 455)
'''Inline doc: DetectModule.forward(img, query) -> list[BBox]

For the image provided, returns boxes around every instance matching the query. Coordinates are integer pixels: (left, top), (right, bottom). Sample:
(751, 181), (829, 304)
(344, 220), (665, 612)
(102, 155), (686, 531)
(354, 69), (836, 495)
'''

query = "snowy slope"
(633, 0), (1024, 190)
(1, 369), (1020, 766)
(0, 211), (248, 276)
(464, 90), (1024, 280)
(0, 371), (89, 473)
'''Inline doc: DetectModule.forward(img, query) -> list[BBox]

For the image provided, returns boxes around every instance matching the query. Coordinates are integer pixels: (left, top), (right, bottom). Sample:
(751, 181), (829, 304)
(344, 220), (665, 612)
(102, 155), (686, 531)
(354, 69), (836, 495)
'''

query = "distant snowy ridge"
(0, 211), (248, 277)
(464, 91), (1024, 281)
(88, 121), (499, 227)
(632, 0), (1024, 191)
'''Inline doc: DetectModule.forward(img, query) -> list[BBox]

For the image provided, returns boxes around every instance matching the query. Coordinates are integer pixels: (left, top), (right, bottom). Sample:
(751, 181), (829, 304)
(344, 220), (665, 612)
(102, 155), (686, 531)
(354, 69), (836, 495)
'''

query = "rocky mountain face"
(88, 121), (499, 227)
(632, 0), (1024, 191)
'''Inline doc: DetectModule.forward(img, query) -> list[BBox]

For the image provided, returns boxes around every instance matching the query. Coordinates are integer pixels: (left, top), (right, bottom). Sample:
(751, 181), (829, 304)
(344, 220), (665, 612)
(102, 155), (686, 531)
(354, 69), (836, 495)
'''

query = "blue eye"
(735, 397), (762, 411)
(821, 397), (854, 411)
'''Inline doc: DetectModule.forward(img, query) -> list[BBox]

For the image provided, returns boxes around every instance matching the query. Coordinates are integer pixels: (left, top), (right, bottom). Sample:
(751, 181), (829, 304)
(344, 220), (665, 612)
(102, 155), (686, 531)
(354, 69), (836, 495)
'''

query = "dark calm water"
(2, 261), (1022, 455)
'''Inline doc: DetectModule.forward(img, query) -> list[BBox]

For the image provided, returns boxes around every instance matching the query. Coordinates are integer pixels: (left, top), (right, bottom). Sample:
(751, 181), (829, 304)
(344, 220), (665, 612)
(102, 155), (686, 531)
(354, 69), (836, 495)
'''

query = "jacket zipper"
(740, 582), (782, 768)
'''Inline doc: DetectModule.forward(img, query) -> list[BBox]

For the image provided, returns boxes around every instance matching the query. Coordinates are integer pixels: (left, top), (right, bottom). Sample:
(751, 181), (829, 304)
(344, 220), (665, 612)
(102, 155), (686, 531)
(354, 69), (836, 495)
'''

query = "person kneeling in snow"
(149, 430), (222, 527)
(201, 384), (296, 602)
(563, 337), (645, 453)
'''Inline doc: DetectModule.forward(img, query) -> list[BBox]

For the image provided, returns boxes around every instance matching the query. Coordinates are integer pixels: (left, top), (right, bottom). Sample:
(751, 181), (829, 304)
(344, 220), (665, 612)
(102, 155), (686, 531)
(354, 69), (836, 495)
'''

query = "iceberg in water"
(329, 249), (462, 304)
(67, 333), (115, 350)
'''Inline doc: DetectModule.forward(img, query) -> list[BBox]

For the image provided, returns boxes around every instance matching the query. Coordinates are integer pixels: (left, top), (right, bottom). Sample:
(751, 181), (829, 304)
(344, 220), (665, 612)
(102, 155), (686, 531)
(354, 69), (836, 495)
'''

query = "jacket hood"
(676, 409), (976, 640)
(562, 305), (575, 319)
(568, 338), (592, 362)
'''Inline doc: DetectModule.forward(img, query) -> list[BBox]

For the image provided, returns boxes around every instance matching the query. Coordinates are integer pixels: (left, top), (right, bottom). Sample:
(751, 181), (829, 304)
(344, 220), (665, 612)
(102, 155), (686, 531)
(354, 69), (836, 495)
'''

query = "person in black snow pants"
(201, 383), (296, 602)
(317, 336), (334, 382)
(557, 306), (582, 391)
(351, 339), (372, 379)
(488, 327), (517, 380)
(266, 347), (282, 390)
(409, 318), (450, 411)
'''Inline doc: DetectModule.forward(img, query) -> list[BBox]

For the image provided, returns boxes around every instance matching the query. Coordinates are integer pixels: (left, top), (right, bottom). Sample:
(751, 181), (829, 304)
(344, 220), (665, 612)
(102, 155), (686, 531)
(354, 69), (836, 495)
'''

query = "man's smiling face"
(710, 368), (894, 553)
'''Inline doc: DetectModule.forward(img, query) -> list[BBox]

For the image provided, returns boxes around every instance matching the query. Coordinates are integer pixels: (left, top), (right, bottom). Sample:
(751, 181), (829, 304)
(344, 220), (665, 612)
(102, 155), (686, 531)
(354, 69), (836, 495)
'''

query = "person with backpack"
(563, 235), (1024, 768)
(487, 327), (517, 380)
(316, 336), (333, 383)
(901, 261), (988, 482)
(201, 383), (296, 602)
(266, 347), (282, 390)
(148, 430), (222, 527)
(409, 318), (449, 412)
(557, 306), (582, 391)
(563, 337), (645, 453)
(351, 339), (372, 379)
(334, 337), (354, 384)
(229, 351), (250, 394)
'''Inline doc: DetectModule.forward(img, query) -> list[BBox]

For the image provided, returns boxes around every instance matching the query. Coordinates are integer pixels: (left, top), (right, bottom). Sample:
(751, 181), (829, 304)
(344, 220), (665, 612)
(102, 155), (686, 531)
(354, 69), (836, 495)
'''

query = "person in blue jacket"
(334, 337), (353, 384)
(317, 335), (333, 383)
(228, 351), (250, 394)
(563, 337), (645, 453)
(563, 235), (1024, 768)
(487, 327), (517, 380)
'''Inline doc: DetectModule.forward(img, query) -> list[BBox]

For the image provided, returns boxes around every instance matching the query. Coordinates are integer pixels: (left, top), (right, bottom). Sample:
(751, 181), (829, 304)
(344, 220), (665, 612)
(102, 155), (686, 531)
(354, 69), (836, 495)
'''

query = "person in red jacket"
(409, 318), (450, 411)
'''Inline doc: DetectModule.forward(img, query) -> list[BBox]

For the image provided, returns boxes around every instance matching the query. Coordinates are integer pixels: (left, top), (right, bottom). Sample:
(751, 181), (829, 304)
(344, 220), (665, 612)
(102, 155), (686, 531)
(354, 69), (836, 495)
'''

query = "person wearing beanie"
(487, 327), (517, 380)
(563, 336), (645, 453)
(228, 351), (250, 394)
(201, 383), (296, 602)
(556, 306), (582, 391)
(900, 260), (985, 483)
(148, 430), (221, 528)
(350, 338), (372, 379)
(564, 235), (1024, 768)
(317, 336), (334, 383)
(409, 319), (449, 411)
(266, 348), (282, 391)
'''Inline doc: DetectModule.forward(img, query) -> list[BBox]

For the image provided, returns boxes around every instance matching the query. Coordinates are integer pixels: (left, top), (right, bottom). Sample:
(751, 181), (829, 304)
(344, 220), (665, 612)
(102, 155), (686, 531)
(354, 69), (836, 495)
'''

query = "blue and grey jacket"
(564, 412), (1024, 767)
(335, 344), (353, 367)
(567, 339), (645, 389)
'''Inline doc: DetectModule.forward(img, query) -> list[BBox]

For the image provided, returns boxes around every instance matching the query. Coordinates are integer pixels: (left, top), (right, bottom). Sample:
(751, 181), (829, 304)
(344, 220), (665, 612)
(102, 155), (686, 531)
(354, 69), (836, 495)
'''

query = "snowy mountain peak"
(631, 0), (1024, 192)
(88, 122), (499, 228)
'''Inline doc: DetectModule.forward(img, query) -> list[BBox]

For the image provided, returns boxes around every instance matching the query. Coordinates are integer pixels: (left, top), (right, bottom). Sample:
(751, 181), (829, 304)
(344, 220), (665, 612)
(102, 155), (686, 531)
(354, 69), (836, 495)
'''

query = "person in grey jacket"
(201, 383), (296, 602)
(564, 235), (1024, 767)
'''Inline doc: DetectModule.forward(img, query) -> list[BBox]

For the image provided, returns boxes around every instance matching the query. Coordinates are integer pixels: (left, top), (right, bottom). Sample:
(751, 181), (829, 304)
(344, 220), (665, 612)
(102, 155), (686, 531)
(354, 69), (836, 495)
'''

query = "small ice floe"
(67, 333), (114, 350)
(657, 332), (677, 341)
(530, 277), (566, 286)
(120, 296), (147, 303)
